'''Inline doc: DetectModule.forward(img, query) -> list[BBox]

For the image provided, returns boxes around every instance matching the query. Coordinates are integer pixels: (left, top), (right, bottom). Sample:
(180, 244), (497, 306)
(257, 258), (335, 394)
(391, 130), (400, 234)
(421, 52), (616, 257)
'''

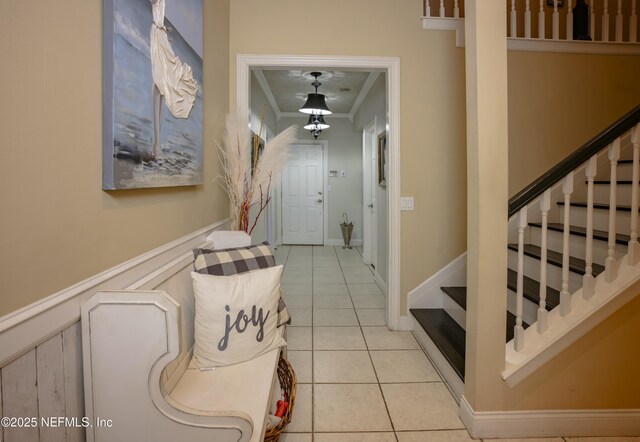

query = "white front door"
(282, 144), (324, 245)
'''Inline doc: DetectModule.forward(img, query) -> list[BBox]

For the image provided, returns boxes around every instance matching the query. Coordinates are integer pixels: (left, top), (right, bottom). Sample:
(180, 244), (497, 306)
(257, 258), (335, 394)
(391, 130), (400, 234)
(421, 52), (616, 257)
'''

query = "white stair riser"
(558, 204), (634, 236)
(508, 249), (582, 294)
(443, 292), (466, 330)
(613, 163), (635, 180)
(506, 288), (540, 325)
(529, 226), (627, 264)
(592, 183), (635, 203)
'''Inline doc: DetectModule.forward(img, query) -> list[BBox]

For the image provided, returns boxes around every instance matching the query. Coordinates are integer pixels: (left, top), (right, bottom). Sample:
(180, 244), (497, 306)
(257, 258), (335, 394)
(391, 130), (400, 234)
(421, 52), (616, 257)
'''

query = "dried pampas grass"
(217, 113), (297, 233)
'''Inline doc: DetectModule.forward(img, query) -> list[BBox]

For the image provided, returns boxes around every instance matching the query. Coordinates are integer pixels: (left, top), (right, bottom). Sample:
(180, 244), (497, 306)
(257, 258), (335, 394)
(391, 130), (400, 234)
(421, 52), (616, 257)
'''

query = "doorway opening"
(237, 55), (402, 330)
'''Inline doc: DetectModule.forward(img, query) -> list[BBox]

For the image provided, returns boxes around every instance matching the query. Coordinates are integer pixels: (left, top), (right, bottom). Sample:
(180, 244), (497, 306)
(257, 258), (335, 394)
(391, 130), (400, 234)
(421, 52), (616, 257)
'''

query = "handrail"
(508, 104), (640, 218)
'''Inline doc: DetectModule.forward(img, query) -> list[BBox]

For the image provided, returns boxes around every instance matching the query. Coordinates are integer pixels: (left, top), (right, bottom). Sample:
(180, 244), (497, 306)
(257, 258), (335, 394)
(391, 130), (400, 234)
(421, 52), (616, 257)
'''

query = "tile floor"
(275, 245), (638, 442)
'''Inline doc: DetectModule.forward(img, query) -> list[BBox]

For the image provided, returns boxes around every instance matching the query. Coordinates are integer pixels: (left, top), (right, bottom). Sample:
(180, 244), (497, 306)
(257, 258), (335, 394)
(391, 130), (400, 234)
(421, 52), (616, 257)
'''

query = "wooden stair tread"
(444, 273), (558, 311)
(506, 268), (559, 309)
(441, 286), (467, 309)
(507, 243), (605, 276)
(558, 201), (640, 212)
(529, 222), (630, 245)
(410, 309), (466, 380)
(592, 180), (640, 184)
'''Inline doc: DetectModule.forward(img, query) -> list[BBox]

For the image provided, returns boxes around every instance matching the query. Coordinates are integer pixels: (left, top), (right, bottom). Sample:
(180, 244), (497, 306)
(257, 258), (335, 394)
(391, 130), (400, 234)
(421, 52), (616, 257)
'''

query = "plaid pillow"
(193, 242), (291, 327)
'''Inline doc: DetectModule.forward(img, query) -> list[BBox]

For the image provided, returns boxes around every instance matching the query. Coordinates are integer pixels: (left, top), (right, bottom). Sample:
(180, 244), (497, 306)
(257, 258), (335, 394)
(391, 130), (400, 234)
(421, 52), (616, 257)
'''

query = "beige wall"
(230, 0), (469, 313)
(508, 51), (640, 196)
(0, 0), (230, 317)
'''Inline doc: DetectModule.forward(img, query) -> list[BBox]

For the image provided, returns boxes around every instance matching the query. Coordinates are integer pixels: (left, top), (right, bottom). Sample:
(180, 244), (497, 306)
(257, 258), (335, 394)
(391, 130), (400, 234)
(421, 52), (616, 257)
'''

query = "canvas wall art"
(103, 0), (203, 190)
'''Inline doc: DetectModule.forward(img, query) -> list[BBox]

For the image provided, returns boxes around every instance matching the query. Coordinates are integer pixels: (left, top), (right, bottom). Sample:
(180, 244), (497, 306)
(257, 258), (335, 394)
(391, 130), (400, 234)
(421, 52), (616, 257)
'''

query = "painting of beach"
(102, 0), (203, 190)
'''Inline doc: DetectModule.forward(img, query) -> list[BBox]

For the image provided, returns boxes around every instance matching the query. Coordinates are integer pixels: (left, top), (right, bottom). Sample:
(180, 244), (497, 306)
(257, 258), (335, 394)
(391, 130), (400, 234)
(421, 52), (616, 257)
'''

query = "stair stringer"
(502, 254), (640, 387)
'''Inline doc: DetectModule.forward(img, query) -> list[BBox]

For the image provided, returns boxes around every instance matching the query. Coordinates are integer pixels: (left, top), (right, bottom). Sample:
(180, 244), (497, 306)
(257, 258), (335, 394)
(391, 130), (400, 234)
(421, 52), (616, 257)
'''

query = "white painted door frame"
(362, 117), (377, 267)
(237, 54), (402, 330)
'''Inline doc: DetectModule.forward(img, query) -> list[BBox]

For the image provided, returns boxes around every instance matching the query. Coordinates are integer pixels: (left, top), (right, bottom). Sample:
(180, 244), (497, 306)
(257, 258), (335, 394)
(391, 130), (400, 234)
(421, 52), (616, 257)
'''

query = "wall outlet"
(340, 170), (347, 177)
(400, 197), (414, 211)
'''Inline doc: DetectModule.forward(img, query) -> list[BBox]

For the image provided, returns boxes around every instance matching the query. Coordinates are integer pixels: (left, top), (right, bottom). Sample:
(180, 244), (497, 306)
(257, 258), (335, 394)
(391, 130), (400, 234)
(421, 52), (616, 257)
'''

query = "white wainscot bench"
(81, 232), (283, 442)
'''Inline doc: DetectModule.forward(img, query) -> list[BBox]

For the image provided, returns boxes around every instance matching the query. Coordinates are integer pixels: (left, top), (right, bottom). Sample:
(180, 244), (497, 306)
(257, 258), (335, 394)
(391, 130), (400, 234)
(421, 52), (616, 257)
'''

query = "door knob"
(368, 204), (374, 208)
(317, 199), (323, 203)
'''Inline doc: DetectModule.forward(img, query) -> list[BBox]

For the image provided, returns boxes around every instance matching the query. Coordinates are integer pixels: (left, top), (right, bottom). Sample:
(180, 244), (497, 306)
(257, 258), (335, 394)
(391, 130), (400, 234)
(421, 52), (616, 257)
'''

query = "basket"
(264, 353), (297, 442)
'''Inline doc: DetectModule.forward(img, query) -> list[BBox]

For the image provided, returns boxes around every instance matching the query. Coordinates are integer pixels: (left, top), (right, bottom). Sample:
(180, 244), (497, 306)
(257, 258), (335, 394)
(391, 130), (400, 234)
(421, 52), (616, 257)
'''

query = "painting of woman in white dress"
(102, 0), (203, 190)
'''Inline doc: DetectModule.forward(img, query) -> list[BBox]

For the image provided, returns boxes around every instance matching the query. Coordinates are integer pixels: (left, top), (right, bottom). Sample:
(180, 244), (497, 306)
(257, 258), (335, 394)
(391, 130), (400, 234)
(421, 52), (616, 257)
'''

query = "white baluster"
(560, 172), (574, 317)
(537, 190), (551, 334)
(511, 0), (518, 37)
(584, 155), (597, 300)
(454, 0), (460, 18)
(425, 0), (431, 17)
(603, 0), (610, 41)
(605, 139), (620, 282)
(590, 0), (596, 41)
(525, 0), (532, 38)
(439, 0), (445, 17)
(515, 206), (527, 351)
(629, 124), (640, 265)
(539, 0), (546, 38)
(631, 0), (638, 43)
(567, 0), (574, 41)
(616, 0), (624, 41)
(553, 0), (560, 39)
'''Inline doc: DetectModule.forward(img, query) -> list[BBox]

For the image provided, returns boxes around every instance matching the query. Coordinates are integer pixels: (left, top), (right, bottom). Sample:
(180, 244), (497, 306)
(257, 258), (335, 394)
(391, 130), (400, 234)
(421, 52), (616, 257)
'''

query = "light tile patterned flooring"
(276, 246), (638, 442)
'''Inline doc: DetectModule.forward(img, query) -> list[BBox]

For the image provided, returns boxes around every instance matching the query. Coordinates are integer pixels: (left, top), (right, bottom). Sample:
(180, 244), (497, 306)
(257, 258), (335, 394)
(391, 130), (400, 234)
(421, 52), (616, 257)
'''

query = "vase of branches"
(217, 113), (296, 235)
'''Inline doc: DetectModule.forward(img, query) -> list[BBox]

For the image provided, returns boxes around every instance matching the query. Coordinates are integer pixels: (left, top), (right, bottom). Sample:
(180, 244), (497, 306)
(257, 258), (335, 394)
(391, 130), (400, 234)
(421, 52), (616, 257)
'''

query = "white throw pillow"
(191, 265), (286, 368)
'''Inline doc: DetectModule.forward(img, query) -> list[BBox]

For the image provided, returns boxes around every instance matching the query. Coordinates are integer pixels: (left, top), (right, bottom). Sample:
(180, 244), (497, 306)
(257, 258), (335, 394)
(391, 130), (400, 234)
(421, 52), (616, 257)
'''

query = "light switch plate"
(340, 170), (347, 177)
(400, 197), (414, 211)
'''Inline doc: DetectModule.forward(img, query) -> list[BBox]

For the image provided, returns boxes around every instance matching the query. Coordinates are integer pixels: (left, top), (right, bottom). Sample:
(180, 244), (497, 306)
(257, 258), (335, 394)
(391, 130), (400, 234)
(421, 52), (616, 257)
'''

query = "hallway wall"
(0, 0), (231, 317)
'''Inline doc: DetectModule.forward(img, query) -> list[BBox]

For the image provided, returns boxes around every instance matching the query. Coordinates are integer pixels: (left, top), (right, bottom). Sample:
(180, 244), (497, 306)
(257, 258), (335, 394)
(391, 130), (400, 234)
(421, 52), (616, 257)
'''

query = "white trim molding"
(408, 252), (467, 309)
(253, 69), (282, 119)
(0, 218), (231, 367)
(349, 71), (381, 121)
(460, 395), (640, 438)
(422, 17), (465, 47)
(237, 54), (402, 330)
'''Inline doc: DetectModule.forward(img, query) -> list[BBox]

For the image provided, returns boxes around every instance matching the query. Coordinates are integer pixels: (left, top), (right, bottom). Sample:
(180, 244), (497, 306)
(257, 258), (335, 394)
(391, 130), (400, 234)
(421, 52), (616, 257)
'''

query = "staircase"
(410, 105), (640, 396)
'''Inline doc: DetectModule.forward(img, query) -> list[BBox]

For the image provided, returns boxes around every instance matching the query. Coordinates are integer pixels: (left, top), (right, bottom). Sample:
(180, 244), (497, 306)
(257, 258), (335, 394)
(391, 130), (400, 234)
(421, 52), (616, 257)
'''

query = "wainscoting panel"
(2, 350), (39, 442)
(62, 323), (84, 442)
(0, 219), (230, 442)
(36, 334), (66, 442)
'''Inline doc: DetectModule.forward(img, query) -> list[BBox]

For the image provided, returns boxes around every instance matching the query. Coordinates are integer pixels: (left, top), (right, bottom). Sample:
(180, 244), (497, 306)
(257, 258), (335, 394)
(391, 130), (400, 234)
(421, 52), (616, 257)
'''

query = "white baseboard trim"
(459, 395), (640, 438)
(398, 315), (413, 331)
(0, 218), (231, 367)
(325, 239), (363, 247)
(408, 252), (466, 309)
(374, 270), (388, 296)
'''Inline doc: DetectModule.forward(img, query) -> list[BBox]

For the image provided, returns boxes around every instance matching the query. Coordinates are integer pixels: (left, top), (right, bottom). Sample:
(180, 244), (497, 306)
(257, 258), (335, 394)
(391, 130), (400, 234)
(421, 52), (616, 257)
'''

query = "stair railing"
(507, 104), (640, 352)
(423, 0), (639, 43)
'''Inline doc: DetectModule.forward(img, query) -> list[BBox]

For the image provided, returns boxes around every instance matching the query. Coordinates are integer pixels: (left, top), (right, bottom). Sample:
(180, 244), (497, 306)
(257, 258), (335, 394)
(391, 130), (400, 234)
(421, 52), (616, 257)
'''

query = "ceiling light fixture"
(304, 115), (330, 139)
(299, 72), (332, 116)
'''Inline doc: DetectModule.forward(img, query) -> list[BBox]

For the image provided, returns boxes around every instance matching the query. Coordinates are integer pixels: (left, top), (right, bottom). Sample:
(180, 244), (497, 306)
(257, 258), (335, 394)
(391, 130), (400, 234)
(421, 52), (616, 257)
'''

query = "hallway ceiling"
(257, 69), (372, 115)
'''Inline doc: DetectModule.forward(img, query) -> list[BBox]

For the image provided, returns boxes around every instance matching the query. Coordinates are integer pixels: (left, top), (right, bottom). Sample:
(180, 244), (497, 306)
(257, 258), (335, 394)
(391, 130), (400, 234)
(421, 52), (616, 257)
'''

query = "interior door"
(362, 119), (377, 266)
(282, 144), (324, 245)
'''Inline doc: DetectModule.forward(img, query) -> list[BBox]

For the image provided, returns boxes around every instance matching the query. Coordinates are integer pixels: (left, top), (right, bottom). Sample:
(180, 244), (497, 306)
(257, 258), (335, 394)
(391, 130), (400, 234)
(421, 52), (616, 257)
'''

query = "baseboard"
(408, 252), (466, 309)
(325, 239), (363, 247)
(0, 218), (231, 367)
(374, 270), (388, 295)
(459, 395), (640, 438)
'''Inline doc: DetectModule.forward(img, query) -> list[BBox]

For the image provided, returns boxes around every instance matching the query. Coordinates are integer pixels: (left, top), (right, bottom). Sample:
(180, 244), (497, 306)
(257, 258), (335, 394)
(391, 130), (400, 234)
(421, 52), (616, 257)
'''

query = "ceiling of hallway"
(257, 69), (373, 115)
